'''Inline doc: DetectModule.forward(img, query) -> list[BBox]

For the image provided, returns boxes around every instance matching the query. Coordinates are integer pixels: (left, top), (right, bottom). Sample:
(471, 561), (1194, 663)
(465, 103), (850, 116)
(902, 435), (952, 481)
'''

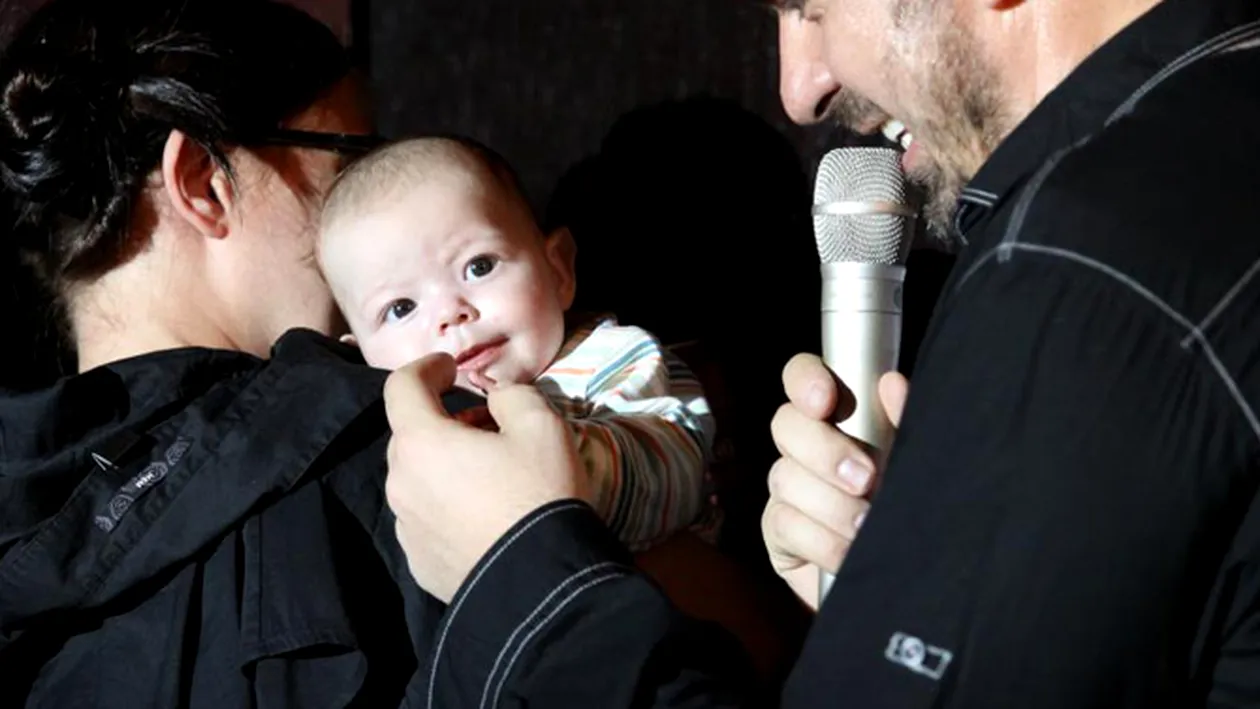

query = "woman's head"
(0, 0), (370, 365)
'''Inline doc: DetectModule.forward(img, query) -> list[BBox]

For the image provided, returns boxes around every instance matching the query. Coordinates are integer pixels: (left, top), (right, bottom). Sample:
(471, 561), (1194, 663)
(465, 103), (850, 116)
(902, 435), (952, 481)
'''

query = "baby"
(318, 136), (718, 550)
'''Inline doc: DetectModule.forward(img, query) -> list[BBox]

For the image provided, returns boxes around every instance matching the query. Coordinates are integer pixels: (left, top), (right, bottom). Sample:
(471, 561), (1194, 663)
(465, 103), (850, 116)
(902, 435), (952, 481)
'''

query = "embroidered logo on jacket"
(884, 632), (953, 681)
(93, 437), (193, 533)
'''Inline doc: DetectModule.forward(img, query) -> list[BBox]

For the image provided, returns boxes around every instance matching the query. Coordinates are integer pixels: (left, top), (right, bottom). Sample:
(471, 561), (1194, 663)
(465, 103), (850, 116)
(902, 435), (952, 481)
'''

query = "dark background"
(365, 0), (846, 214)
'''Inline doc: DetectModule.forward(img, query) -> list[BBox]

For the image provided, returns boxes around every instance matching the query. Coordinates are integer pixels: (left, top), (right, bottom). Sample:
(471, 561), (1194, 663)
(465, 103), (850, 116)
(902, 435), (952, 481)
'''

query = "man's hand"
(763, 353), (908, 610)
(383, 353), (588, 603)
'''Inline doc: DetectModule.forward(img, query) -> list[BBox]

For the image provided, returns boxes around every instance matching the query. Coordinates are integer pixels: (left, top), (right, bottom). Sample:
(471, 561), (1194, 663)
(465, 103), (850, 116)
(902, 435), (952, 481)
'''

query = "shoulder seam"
(959, 242), (1260, 443)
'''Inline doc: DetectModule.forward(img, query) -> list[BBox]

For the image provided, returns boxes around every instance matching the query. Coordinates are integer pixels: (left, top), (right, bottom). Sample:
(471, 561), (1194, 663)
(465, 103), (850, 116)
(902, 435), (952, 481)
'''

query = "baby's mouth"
(454, 337), (508, 371)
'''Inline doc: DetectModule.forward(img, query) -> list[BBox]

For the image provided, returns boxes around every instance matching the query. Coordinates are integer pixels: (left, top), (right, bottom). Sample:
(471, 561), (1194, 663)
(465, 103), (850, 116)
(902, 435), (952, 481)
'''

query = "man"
(385, 0), (1260, 705)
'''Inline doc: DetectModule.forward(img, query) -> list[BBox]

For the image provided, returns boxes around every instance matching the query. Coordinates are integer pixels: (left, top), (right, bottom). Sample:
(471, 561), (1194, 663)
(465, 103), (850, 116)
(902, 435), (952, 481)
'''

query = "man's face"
(778, 0), (1011, 238)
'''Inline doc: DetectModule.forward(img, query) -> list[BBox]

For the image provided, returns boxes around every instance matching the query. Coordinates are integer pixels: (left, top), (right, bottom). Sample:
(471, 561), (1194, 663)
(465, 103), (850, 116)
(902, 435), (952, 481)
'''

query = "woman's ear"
(543, 226), (578, 310)
(161, 130), (234, 239)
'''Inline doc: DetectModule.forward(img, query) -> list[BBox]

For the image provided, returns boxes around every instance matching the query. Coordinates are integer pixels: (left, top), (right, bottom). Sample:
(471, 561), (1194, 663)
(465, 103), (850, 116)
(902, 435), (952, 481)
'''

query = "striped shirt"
(535, 316), (718, 551)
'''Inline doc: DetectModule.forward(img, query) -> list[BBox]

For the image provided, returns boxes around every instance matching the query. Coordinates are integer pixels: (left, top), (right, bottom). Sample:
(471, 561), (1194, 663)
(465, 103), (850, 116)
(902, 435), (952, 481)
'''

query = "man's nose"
(778, 13), (840, 125)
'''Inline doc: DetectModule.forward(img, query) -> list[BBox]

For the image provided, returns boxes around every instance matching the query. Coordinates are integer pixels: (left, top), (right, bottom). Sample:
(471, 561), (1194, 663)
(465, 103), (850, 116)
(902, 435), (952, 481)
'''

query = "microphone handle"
(818, 262), (905, 602)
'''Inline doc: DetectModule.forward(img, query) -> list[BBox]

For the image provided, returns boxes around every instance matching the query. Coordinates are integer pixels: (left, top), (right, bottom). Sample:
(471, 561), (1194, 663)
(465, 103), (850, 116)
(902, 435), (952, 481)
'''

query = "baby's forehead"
(326, 174), (532, 250)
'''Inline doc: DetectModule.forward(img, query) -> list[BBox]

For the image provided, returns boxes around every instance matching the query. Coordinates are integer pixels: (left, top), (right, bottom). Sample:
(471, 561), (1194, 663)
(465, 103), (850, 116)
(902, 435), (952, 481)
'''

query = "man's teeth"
(880, 120), (914, 150)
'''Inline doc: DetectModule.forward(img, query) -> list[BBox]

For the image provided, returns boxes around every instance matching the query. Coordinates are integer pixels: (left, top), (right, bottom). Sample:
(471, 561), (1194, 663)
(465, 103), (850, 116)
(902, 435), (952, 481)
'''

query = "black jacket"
(420, 0), (1260, 706)
(0, 329), (478, 708)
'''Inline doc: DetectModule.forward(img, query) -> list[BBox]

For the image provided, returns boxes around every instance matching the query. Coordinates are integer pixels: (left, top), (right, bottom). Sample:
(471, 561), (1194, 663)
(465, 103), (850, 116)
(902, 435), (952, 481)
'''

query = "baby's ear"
(544, 226), (578, 309)
(339, 333), (359, 347)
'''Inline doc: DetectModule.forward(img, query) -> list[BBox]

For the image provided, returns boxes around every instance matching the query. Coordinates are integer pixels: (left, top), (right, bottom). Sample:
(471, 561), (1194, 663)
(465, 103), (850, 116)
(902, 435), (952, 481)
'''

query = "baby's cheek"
(527, 323), (569, 381)
(361, 333), (426, 371)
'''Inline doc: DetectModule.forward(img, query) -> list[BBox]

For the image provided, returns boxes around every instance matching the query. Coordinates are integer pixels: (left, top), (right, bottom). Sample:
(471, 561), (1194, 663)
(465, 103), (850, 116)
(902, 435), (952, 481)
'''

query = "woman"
(0, 1), (478, 705)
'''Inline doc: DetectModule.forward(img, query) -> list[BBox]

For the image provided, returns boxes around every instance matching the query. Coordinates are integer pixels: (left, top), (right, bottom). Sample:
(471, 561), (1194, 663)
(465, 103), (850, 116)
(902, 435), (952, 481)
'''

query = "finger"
(782, 353), (835, 419)
(767, 456), (869, 539)
(467, 369), (496, 394)
(485, 384), (563, 436)
(770, 403), (875, 495)
(762, 500), (851, 574)
(384, 352), (458, 430)
(878, 371), (910, 428)
(781, 353), (856, 422)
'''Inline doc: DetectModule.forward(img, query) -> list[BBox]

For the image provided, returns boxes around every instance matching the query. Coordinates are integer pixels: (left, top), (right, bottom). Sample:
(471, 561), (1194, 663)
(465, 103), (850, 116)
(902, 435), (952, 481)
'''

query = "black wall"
(366, 0), (854, 212)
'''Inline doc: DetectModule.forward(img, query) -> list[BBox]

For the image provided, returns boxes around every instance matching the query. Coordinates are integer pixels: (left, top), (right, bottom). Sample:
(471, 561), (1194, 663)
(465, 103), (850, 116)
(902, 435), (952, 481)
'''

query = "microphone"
(812, 147), (916, 601)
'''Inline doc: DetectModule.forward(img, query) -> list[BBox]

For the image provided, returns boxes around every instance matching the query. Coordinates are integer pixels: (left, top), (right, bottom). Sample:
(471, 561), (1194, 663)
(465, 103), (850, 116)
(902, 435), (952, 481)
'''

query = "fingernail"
(854, 510), (867, 530)
(838, 458), (873, 493)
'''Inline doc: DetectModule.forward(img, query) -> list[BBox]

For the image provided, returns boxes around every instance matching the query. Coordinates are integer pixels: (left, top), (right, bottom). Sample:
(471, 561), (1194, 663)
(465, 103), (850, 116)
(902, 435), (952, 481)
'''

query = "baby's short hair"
(320, 134), (534, 238)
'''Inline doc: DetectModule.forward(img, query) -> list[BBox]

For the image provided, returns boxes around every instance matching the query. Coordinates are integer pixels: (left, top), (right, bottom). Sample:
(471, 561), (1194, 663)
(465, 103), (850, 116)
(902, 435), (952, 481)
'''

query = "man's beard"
(824, 2), (1010, 245)
(905, 13), (1009, 243)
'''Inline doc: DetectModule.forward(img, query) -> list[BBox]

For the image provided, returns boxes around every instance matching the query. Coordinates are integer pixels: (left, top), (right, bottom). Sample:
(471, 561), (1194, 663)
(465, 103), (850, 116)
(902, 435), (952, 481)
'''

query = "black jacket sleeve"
(783, 252), (1260, 709)
(426, 500), (759, 708)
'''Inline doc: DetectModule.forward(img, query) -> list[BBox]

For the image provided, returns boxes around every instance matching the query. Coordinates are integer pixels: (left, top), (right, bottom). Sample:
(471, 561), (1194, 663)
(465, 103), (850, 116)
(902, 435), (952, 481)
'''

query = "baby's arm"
(548, 327), (716, 550)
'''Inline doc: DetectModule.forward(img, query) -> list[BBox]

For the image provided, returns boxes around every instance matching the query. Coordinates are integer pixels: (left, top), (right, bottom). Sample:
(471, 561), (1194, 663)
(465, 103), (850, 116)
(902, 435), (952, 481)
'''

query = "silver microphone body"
(811, 148), (915, 603)
(818, 262), (905, 600)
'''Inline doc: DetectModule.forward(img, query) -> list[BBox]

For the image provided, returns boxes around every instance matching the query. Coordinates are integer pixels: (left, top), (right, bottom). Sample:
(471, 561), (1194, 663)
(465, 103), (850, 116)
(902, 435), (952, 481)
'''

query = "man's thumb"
(878, 372), (910, 429)
(384, 352), (458, 429)
(485, 384), (563, 436)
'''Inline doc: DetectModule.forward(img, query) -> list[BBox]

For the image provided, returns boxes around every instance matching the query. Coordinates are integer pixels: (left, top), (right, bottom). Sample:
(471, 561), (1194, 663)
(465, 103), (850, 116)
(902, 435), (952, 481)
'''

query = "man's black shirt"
(422, 0), (1260, 706)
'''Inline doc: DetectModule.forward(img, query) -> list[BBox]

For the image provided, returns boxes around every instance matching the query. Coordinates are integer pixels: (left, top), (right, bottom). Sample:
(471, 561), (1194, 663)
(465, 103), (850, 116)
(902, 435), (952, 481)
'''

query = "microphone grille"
(812, 147), (913, 266)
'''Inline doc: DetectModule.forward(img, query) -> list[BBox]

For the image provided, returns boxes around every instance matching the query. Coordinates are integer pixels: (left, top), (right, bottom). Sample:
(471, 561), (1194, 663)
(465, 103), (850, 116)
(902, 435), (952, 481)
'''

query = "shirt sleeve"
(423, 500), (757, 708)
(549, 325), (717, 549)
(784, 250), (1260, 708)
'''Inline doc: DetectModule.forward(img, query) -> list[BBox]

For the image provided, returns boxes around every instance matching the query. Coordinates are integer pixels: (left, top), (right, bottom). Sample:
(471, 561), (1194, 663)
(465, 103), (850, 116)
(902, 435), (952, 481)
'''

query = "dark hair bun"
(4, 68), (64, 144)
(0, 0), (349, 287)
(0, 6), (139, 278)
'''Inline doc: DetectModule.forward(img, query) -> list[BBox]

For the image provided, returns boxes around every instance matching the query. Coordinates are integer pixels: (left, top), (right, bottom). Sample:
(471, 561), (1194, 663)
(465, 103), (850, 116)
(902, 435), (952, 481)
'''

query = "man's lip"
(454, 337), (507, 369)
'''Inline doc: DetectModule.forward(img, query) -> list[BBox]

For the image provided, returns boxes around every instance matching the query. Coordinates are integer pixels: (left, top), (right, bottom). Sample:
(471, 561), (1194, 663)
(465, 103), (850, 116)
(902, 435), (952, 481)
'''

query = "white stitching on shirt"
(954, 25), (1260, 443)
(961, 187), (999, 201)
(1181, 255), (1260, 349)
(996, 144), (1081, 257)
(427, 501), (587, 709)
(489, 572), (628, 709)
(479, 562), (627, 709)
(1107, 20), (1260, 123)
(959, 187), (998, 206)
(980, 242), (1260, 442)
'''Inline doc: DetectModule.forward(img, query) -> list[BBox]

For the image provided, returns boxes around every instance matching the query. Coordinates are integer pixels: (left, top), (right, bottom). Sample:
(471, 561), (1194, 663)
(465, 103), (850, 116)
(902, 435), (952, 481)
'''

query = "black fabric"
(788, 1), (1260, 703)
(429, 500), (758, 708)
(423, 0), (1260, 706)
(0, 328), (481, 708)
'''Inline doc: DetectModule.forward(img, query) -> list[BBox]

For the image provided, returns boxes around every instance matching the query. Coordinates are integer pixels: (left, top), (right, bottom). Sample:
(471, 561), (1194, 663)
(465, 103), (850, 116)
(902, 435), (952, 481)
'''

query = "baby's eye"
(382, 298), (417, 325)
(464, 254), (499, 281)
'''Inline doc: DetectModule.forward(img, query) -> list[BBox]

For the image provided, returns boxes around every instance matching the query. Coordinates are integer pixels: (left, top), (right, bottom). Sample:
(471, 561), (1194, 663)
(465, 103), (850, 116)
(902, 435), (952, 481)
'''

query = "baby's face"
(321, 173), (575, 391)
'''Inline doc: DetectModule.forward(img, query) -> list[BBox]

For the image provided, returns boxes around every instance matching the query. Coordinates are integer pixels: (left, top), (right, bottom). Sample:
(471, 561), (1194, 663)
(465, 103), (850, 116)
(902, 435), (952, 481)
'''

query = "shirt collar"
(954, 0), (1260, 238)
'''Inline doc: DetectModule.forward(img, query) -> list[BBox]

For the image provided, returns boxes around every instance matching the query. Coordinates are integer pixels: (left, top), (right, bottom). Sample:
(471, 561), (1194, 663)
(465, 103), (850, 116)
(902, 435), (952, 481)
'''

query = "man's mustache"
(824, 87), (891, 134)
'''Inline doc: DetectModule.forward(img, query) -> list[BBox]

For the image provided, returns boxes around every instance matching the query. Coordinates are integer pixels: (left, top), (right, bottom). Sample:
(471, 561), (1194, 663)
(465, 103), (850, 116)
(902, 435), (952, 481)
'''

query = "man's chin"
(900, 155), (966, 248)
